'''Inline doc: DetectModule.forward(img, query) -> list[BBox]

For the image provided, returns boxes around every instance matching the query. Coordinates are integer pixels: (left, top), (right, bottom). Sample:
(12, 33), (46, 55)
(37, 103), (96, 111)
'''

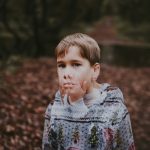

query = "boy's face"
(57, 46), (95, 94)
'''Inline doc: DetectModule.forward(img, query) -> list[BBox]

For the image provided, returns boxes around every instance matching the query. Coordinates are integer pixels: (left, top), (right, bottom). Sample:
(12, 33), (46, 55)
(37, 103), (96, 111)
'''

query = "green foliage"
(101, 0), (150, 24)
(0, 0), (149, 58)
(115, 17), (150, 42)
(0, 0), (101, 58)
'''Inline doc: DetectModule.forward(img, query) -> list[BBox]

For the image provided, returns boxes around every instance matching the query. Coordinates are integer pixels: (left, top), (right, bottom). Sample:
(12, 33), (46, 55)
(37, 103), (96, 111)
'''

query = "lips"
(63, 82), (75, 87)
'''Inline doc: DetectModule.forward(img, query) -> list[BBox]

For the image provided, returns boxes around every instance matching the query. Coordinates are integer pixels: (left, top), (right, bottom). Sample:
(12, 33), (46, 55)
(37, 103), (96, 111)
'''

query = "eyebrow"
(57, 59), (82, 64)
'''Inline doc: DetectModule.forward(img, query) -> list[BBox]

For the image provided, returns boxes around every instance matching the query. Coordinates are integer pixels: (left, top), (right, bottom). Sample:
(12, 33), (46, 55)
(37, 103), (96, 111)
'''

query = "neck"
(87, 81), (101, 93)
(94, 82), (101, 89)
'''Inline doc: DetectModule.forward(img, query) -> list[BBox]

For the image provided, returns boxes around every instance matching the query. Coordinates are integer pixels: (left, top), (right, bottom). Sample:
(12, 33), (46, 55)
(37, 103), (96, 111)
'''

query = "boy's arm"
(110, 87), (135, 149)
(42, 104), (52, 150)
(116, 112), (135, 150)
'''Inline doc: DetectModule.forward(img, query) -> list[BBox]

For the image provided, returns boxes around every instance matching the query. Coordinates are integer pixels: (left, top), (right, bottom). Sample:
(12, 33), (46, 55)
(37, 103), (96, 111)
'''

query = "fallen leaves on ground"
(0, 57), (149, 150)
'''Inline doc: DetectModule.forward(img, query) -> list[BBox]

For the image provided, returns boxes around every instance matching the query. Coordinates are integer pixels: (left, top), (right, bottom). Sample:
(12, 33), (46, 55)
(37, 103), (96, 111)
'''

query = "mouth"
(63, 83), (75, 87)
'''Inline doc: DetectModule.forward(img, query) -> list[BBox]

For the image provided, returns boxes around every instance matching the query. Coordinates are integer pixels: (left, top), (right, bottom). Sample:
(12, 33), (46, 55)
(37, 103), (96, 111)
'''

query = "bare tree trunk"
(0, 0), (21, 54)
(27, 0), (43, 56)
(41, 0), (48, 27)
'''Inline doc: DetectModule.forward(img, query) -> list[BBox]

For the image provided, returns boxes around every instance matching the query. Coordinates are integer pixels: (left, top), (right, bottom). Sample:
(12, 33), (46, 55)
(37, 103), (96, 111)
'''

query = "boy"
(42, 33), (135, 150)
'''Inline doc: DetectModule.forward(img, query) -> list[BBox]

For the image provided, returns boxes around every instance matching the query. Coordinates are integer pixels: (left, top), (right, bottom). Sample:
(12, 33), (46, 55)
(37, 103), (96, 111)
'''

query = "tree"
(0, 0), (102, 58)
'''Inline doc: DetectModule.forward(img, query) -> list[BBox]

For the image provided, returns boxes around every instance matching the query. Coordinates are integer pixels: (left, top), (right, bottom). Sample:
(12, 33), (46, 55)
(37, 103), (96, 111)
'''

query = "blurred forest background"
(0, 0), (150, 149)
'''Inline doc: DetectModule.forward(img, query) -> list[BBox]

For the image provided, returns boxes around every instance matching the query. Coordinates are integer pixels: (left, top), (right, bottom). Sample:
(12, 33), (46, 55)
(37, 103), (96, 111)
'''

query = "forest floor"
(0, 17), (150, 150)
(0, 58), (149, 150)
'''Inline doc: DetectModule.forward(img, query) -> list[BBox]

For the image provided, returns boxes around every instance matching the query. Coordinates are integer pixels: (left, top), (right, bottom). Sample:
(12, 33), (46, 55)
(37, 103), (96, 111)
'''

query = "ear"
(92, 63), (100, 81)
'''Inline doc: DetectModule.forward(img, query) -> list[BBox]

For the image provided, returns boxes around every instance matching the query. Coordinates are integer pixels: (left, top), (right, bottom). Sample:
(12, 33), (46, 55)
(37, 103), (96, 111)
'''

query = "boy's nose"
(64, 73), (72, 79)
(63, 68), (73, 79)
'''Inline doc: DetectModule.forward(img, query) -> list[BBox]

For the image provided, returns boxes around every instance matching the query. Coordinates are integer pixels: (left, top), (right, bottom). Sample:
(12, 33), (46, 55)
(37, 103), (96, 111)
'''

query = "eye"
(72, 63), (81, 67)
(57, 64), (66, 68)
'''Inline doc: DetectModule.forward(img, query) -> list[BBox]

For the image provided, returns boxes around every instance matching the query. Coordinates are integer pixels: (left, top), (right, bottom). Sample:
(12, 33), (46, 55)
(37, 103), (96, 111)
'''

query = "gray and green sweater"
(42, 83), (135, 150)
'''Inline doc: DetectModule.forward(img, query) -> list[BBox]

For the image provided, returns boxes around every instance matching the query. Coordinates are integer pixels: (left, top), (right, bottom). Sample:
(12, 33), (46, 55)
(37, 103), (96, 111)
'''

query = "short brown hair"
(55, 33), (100, 65)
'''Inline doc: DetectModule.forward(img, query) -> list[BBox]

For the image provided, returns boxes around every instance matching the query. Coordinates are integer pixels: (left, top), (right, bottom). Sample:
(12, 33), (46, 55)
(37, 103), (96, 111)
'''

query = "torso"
(48, 83), (128, 150)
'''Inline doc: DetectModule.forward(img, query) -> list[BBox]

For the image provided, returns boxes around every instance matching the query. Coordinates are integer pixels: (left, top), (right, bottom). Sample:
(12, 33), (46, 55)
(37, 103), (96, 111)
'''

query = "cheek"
(57, 70), (63, 84)
(75, 69), (92, 83)
(57, 70), (62, 77)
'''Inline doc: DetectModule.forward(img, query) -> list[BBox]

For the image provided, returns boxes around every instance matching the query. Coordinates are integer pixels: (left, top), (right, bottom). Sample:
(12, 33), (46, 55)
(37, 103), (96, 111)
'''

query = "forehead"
(57, 46), (84, 61)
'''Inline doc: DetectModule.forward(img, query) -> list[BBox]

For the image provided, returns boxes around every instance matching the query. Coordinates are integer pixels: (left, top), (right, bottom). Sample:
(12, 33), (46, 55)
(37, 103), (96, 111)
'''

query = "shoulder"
(44, 90), (62, 118)
(103, 83), (124, 103)
(101, 83), (128, 113)
(103, 84), (129, 119)
(44, 103), (52, 119)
